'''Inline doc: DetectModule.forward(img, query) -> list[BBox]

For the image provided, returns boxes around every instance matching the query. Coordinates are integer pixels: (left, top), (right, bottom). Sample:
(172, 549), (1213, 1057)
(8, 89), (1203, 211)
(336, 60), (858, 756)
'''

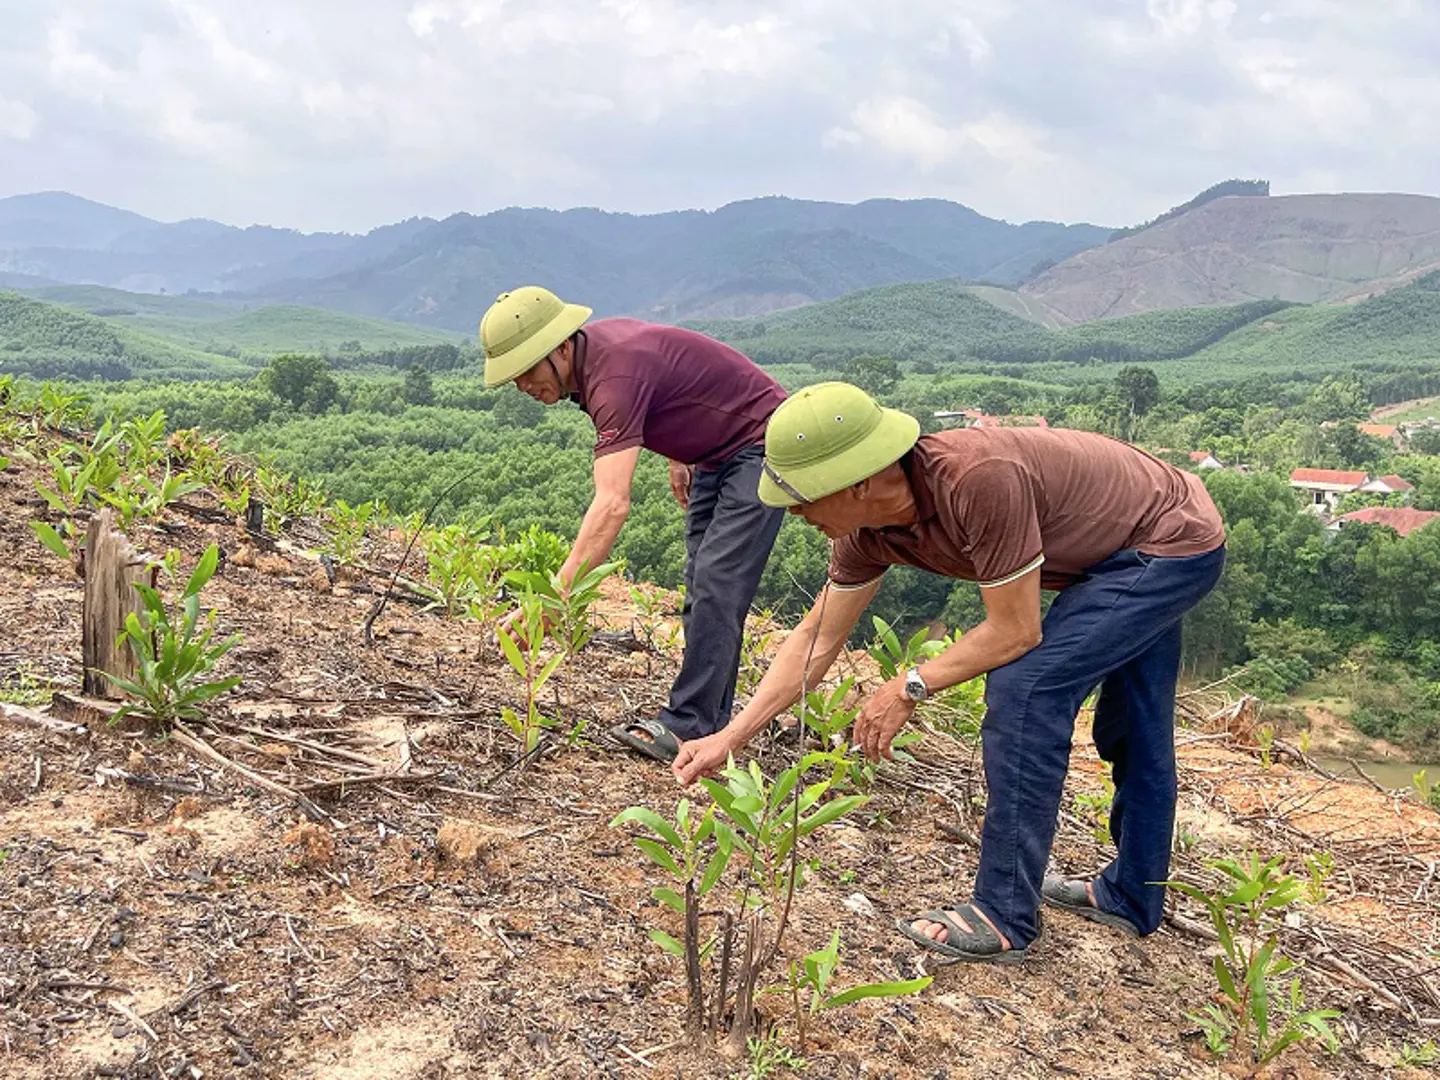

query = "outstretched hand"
(672, 731), (732, 785)
(852, 679), (917, 763)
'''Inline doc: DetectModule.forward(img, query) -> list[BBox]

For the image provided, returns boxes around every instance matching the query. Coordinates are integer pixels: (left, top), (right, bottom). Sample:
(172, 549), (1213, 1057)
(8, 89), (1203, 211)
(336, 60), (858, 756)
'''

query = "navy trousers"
(657, 446), (784, 741)
(972, 545), (1225, 949)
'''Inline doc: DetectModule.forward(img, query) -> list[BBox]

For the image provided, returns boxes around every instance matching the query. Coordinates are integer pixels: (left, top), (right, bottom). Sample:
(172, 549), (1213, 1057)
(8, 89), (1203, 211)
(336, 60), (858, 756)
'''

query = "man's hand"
(668, 460), (693, 509)
(672, 730), (733, 785)
(853, 678), (918, 763)
(495, 603), (558, 642)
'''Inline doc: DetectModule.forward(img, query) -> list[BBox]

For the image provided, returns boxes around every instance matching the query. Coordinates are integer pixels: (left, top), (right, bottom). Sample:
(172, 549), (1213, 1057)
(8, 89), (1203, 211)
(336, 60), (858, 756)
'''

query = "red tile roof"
(972, 415), (1049, 429)
(1338, 507), (1440, 537)
(1290, 468), (1368, 486)
(1378, 474), (1414, 492)
(1358, 423), (1399, 438)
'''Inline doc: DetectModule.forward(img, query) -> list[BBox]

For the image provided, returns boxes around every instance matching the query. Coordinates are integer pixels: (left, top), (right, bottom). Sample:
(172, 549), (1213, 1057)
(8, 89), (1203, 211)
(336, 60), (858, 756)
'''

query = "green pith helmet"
(759, 382), (920, 507)
(480, 286), (593, 388)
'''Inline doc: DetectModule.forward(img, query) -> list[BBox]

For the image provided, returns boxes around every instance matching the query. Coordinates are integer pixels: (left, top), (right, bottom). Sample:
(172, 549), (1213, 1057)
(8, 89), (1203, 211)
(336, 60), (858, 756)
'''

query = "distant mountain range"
(7, 188), (1440, 337)
(0, 192), (1108, 331)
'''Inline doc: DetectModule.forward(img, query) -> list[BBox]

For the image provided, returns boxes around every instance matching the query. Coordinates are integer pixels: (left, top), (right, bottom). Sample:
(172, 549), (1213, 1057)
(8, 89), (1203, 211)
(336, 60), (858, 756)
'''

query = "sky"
(1, 0), (1438, 234)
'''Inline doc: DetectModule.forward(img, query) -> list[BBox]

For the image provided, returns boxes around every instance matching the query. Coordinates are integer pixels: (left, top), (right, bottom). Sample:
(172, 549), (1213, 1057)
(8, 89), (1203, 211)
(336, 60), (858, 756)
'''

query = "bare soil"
(1, 448), (1438, 1079)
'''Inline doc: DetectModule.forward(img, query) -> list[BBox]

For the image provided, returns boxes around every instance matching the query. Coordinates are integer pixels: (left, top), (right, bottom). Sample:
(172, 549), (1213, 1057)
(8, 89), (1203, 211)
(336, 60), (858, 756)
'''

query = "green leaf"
(1213, 956), (1239, 1003)
(634, 838), (683, 878)
(497, 628), (527, 678)
(533, 652), (565, 693)
(30, 521), (70, 560)
(822, 976), (933, 1010)
(769, 765), (800, 813)
(652, 887), (686, 913)
(698, 843), (729, 896)
(185, 544), (219, 598)
(610, 807), (684, 849)
(1224, 879), (1265, 905)
(189, 676), (242, 702)
(797, 794), (869, 836)
(648, 929), (686, 957)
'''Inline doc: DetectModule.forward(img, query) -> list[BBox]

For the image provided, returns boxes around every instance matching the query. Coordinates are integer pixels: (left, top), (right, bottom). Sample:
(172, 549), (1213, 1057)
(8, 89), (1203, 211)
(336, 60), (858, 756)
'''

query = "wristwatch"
(903, 666), (930, 703)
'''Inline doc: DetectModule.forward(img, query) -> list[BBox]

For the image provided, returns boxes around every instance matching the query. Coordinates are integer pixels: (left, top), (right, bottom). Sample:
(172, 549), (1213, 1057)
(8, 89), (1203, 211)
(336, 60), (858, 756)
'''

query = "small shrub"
(867, 615), (947, 680)
(771, 929), (931, 1052)
(104, 544), (242, 726)
(1165, 854), (1340, 1066)
(324, 499), (376, 565)
(496, 593), (561, 752)
(505, 559), (618, 655)
(1073, 767), (1115, 846)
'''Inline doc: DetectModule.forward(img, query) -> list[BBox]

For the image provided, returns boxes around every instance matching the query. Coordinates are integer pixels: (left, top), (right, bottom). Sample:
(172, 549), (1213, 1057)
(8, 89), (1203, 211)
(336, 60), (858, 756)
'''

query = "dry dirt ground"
(1, 454), (1439, 1079)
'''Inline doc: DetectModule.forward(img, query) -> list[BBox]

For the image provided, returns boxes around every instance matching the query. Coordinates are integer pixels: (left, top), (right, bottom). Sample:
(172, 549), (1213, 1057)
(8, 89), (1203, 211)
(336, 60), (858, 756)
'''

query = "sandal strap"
(914, 904), (1002, 951)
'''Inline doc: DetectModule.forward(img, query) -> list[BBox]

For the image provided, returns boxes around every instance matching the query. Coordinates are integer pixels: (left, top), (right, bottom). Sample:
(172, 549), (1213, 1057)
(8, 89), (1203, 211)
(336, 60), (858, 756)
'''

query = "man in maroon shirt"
(480, 286), (787, 760)
(674, 382), (1226, 964)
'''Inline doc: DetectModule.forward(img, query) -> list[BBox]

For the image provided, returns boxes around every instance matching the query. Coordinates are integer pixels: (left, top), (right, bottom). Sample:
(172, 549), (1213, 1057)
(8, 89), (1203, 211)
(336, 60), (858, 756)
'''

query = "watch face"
(905, 673), (926, 701)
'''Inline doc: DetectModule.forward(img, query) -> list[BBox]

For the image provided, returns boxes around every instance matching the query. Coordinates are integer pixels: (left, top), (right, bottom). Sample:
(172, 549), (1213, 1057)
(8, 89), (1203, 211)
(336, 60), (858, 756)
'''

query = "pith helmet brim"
(482, 302), (592, 388)
(758, 408), (920, 508)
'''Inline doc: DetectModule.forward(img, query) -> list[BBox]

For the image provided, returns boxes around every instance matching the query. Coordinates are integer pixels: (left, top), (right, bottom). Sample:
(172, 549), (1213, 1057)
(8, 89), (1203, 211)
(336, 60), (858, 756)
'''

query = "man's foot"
(910, 906), (1010, 950)
(1040, 875), (1141, 937)
(609, 718), (681, 764)
(893, 901), (1028, 965)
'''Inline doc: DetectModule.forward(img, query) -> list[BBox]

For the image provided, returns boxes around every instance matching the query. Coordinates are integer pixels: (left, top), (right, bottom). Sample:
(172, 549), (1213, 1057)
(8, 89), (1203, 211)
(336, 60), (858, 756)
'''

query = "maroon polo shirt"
(829, 427), (1226, 591)
(571, 318), (786, 468)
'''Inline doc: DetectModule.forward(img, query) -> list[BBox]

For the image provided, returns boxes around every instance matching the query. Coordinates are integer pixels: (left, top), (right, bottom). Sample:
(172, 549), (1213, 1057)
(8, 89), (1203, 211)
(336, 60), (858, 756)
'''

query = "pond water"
(1313, 755), (1439, 792)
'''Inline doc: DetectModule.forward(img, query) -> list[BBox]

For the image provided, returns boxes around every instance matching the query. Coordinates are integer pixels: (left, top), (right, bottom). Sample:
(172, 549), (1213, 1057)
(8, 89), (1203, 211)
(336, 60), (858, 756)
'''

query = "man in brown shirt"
(481, 287), (787, 758)
(673, 382), (1225, 964)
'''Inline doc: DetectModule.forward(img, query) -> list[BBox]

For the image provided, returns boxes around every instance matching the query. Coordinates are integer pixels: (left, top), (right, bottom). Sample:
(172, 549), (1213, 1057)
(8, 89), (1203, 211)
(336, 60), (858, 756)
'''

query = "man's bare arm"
(851, 566), (1043, 762)
(722, 579), (879, 747)
(559, 447), (641, 587)
(915, 567), (1043, 691)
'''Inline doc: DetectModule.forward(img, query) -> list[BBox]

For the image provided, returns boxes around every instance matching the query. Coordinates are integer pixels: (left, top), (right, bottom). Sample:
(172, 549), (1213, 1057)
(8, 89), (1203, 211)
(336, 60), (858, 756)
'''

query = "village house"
(933, 409), (1050, 429)
(1331, 506), (1440, 537)
(1357, 422), (1407, 450)
(1289, 468), (1414, 510)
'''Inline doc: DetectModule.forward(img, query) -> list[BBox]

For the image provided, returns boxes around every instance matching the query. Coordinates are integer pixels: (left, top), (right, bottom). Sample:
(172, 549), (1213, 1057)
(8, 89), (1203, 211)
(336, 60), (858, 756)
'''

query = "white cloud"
(829, 98), (1054, 175)
(1145, 0), (1237, 38)
(0, 0), (1436, 231)
(0, 97), (38, 140)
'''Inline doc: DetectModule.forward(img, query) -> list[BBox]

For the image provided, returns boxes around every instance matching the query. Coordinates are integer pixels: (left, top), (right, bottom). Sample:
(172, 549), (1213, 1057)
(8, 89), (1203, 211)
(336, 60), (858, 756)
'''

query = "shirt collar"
(568, 328), (589, 407)
(898, 444), (937, 522)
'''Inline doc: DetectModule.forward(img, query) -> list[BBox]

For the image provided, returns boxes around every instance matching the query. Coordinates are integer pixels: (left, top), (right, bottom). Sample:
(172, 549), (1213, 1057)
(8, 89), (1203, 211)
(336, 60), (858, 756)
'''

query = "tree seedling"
(103, 544), (242, 727)
(496, 592), (562, 753)
(1164, 854), (1340, 1066)
(770, 929), (931, 1052)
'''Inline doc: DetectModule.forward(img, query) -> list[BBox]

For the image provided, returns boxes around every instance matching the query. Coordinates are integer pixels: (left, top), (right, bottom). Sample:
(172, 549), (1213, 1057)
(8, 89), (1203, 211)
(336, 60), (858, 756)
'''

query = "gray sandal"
(1041, 875), (1140, 936)
(893, 903), (1029, 966)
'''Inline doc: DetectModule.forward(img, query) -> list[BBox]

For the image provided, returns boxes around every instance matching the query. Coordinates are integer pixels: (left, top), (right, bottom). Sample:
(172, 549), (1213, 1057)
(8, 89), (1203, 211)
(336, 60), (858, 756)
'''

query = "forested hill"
(693, 271), (1440, 383)
(0, 192), (1109, 328)
(0, 289), (464, 381)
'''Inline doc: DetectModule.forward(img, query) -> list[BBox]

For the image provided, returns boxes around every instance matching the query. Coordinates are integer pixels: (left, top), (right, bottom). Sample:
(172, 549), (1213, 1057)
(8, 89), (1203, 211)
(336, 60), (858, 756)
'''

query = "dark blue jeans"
(657, 446), (784, 741)
(972, 545), (1225, 948)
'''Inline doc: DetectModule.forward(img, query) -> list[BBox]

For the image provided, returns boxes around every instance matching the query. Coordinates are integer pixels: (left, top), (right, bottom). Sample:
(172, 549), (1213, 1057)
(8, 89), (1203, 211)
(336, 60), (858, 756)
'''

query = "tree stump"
(82, 509), (154, 699)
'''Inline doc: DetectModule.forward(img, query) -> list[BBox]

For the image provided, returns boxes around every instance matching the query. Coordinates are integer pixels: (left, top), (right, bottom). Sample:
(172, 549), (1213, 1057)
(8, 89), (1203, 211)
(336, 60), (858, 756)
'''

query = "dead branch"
(171, 721), (330, 822)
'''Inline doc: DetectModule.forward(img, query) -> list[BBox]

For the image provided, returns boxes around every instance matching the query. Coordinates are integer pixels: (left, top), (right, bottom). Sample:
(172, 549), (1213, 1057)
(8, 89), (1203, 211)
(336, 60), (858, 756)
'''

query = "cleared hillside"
(1023, 193), (1440, 323)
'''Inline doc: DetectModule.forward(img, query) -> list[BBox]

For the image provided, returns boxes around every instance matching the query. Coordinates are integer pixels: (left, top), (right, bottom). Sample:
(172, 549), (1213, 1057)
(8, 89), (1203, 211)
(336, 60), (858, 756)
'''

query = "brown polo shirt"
(829, 427), (1225, 592)
(572, 318), (786, 469)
